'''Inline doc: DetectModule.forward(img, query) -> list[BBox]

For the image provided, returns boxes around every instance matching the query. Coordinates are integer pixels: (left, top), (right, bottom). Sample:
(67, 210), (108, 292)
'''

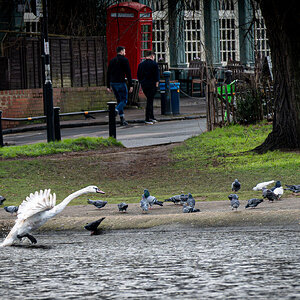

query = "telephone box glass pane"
(142, 25), (151, 33)
(142, 33), (149, 41)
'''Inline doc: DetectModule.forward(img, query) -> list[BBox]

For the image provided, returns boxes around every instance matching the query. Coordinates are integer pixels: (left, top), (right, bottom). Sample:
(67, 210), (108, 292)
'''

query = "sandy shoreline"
(1, 197), (299, 235)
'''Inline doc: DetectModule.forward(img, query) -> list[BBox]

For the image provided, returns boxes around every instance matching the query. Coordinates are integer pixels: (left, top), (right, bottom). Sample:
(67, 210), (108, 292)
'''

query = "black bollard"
(163, 71), (172, 115)
(107, 102), (117, 139)
(0, 111), (3, 147)
(53, 107), (61, 142)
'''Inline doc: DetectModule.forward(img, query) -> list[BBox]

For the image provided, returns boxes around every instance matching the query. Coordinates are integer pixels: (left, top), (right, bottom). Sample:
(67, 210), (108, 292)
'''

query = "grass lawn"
(0, 123), (299, 206)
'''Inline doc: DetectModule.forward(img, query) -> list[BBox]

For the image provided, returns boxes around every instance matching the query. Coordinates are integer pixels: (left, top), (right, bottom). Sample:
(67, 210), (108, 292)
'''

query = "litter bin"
(159, 82), (167, 115)
(170, 82), (180, 115)
(217, 80), (236, 121)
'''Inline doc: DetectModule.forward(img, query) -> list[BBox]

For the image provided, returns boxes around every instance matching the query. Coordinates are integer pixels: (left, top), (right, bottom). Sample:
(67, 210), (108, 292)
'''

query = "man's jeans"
(111, 82), (128, 117)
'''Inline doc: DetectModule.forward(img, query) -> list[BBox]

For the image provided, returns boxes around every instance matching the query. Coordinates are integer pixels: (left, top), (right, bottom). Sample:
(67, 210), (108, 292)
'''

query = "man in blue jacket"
(137, 50), (160, 125)
(107, 46), (133, 126)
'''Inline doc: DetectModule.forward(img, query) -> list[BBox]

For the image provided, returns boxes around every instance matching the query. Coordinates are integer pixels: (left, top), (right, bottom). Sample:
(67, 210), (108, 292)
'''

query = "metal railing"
(0, 102), (117, 147)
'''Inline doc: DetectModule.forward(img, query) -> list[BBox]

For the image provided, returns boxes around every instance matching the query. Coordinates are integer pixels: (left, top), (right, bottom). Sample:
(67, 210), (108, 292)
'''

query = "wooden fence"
(206, 79), (237, 131)
(2, 36), (106, 90)
(206, 77), (274, 131)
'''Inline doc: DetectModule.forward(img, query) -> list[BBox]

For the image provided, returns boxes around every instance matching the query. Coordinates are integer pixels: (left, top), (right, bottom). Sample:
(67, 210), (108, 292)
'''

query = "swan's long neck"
(48, 188), (89, 217)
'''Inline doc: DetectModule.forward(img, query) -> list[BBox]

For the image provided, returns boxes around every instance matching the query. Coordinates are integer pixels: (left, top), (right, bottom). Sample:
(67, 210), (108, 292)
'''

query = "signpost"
(41, 0), (55, 142)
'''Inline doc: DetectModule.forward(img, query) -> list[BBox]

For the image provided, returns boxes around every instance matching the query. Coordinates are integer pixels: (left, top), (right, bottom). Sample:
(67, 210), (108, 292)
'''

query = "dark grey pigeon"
(87, 199), (108, 209)
(187, 193), (195, 208)
(245, 198), (263, 209)
(285, 184), (300, 193)
(231, 179), (241, 192)
(270, 181), (281, 191)
(0, 195), (6, 205)
(262, 188), (278, 202)
(182, 204), (200, 213)
(165, 195), (182, 204)
(140, 195), (149, 213)
(4, 205), (19, 214)
(228, 194), (240, 210)
(118, 202), (128, 212)
(84, 217), (106, 235)
(165, 194), (189, 205)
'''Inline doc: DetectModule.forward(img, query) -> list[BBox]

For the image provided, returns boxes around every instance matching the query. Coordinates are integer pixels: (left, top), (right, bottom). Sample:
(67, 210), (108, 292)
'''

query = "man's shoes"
(150, 119), (158, 123)
(120, 120), (128, 126)
(120, 121), (128, 126)
(120, 116), (128, 126)
(145, 120), (154, 125)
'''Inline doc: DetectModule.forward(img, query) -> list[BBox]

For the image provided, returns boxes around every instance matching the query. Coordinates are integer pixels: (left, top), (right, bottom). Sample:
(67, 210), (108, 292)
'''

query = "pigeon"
(285, 184), (300, 193)
(165, 194), (182, 204)
(4, 205), (19, 214)
(140, 195), (149, 212)
(118, 202), (128, 212)
(0, 195), (6, 205)
(182, 204), (200, 213)
(164, 194), (190, 205)
(143, 189), (163, 207)
(87, 199), (107, 209)
(252, 180), (275, 191)
(245, 198), (263, 209)
(231, 179), (241, 192)
(228, 194), (240, 210)
(186, 193), (195, 208)
(273, 186), (284, 199)
(84, 217), (105, 235)
(270, 181), (282, 191)
(262, 188), (278, 202)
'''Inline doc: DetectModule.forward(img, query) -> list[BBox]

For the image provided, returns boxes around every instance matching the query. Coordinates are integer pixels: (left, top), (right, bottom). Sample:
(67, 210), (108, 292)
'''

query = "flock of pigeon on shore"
(0, 181), (299, 235)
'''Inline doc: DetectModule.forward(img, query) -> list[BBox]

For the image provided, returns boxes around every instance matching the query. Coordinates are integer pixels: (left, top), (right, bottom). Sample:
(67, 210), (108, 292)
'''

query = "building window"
(23, 12), (40, 33)
(150, 0), (169, 62)
(152, 19), (167, 61)
(219, 0), (239, 64)
(254, 10), (270, 58)
(184, 18), (203, 63)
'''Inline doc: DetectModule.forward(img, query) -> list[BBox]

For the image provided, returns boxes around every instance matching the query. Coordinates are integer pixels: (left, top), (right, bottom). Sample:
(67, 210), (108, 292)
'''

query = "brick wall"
(0, 87), (114, 129)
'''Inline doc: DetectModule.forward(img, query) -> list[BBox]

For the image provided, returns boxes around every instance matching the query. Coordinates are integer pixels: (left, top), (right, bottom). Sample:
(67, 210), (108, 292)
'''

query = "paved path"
(3, 97), (207, 148)
(3, 118), (207, 148)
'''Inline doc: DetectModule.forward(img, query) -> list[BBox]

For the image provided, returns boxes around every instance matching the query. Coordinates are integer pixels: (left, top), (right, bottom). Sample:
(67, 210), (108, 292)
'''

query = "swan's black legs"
(17, 234), (37, 244)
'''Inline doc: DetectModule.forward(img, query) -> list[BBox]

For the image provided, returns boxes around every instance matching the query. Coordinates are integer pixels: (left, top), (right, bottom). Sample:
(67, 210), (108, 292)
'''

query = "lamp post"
(41, 0), (55, 142)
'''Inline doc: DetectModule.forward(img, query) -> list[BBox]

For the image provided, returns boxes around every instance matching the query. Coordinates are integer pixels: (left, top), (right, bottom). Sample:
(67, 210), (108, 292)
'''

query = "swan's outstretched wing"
(17, 189), (56, 221)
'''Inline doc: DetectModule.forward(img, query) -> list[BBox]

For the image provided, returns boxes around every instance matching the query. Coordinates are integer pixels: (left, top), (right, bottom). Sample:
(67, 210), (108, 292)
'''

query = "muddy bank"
(1, 197), (299, 235)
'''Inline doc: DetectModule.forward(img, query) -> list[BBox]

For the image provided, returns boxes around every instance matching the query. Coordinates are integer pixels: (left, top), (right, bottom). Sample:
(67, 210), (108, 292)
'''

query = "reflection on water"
(0, 227), (299, 299)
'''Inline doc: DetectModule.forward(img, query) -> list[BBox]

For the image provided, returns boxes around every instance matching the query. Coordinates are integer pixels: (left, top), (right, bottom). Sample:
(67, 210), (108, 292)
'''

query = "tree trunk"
(254, 0), (300, 153)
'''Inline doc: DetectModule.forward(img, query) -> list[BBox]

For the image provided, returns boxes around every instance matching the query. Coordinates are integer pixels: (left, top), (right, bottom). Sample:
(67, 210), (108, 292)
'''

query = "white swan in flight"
(0, 185), (104, 247)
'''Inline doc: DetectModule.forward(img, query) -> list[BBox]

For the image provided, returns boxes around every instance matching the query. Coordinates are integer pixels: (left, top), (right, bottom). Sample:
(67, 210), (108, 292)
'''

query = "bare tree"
(253, 0), (300, 152)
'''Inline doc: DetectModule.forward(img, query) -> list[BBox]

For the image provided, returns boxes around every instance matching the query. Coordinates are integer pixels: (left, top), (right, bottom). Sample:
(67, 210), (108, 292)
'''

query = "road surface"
(3, 118), (207, 148)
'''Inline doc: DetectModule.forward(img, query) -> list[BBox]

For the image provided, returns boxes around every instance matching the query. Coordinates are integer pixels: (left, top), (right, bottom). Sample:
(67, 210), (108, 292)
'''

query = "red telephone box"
(106, 2), (152, 79)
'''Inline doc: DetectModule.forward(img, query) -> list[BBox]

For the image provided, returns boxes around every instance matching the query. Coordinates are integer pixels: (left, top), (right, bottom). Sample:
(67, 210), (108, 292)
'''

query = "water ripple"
(0, 227), (299, 299)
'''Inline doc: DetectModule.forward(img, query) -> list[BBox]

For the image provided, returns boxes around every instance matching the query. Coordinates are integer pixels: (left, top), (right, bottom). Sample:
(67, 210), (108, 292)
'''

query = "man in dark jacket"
(107, 46), (133, 126)
(137, 50), (160, 125)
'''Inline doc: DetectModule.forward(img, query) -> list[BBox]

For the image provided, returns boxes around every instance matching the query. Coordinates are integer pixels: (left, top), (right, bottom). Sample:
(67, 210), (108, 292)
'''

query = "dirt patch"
(3, 144), (177, 179)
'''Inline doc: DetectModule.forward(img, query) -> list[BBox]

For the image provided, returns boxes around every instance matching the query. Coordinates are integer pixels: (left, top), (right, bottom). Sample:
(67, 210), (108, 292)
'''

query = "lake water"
(0, 226), (299, 299)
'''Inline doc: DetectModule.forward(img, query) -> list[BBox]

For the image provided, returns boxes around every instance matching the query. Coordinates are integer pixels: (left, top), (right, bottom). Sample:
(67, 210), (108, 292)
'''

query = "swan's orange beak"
(96, 188), (105, 194)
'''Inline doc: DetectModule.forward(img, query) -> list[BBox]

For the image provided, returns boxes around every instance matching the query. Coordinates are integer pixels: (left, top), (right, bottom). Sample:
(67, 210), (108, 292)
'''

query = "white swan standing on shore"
(0, 185), (105, 247)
